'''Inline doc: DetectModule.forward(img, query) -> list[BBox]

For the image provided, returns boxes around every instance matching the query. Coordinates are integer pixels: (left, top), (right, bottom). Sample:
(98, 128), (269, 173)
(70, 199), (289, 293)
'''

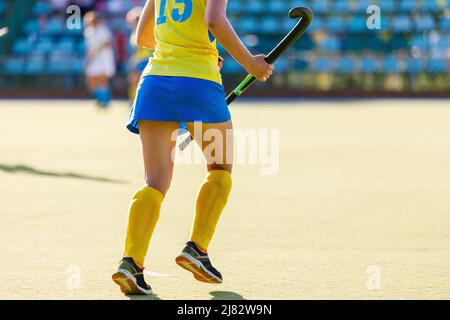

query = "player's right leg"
(176, 121), (233, 284)
(113, 120), (178, 295)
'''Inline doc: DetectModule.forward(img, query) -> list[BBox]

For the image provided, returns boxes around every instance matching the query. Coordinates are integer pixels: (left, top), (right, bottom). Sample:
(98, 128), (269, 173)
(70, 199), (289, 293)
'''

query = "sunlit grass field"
(1, 99), (449, 299)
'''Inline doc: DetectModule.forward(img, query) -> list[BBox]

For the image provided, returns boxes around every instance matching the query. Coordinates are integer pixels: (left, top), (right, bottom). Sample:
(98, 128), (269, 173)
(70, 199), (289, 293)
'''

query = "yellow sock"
(124, 186), (164, 268)
(190, 170), (232, 251)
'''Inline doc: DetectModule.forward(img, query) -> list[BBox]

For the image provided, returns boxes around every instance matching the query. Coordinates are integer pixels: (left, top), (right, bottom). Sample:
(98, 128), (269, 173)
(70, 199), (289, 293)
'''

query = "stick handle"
(226, 7), (313, 101)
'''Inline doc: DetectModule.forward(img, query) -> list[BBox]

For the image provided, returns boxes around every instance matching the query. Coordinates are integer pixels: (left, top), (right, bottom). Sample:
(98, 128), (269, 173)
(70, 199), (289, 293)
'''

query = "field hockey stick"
(178, 7), (313, 151)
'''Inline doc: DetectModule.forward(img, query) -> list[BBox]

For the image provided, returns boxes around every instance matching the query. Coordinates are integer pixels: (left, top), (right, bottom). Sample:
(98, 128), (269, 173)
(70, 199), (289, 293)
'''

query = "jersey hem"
(143, 71), (222, 85)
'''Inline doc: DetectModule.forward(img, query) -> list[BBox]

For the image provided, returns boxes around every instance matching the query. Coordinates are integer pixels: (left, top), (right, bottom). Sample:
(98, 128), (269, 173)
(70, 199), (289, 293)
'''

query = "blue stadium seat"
(421, 0), (440, 12)
(44, 19), (65, 36)
(440, 17), (450, 30)
(336, 57), (355, 73)
(221, 60), (243, 74)
(4, 58), (24, 75)
(379, 0), (396, 13)
(294, 34), (314, 50)
(33, 1), (51, 16)
(392, 15), (413, 32)
(268, 1), (285, 14)
(247, 0), (264, 14)
(405, 57), (425, 73)
(435, 35), (450, 53)
(35, 38), (54, 55)
(360, 56), (379, 73)
(256, 38), (275, 53)
(72, 58), (86, 75)
(25, 57), (46, 75)
(12, 39), (32, 55)
(57, 38), (75, 53)
(399, 0), (418, 13)
(354, 0), (371, 13)
(427, 58), (447, 73)
(261, 17), (280, 34)
(382, 56), (400, 73)
(274, 58), (289, 73)
(308, 16), (324, 32)
(106, 0), (132, 14)
(415, 15), (436, 32)
(326, 16), (346, 33)
(334, 0), (352, 12)
(367, 36), (387, 52)
(294, 59), (308, 71)
(309, 0), (329, 15)
(227, 1), (244, 14)
(342, 36), (362, 52)
(23, 20), (40, 35)
(313, 57), (334, 73)
(347, 16), (367, 33)
(410, 35), (428, 52)
(388, 35), (409, 51)
(76, 42), (86, 55)
(379, 17), (391, 31)
(281, 19), (296, 33)
(48, 56), (69, 74)
(239, 18), (258, 33)
(319, 36), (340, 53)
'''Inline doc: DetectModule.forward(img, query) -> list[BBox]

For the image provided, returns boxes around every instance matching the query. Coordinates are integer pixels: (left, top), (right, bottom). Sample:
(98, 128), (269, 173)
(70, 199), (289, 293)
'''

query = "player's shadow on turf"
(210, 291), (245, 300)
(126, 294), (162, 300)
(0, 164), (126, 184)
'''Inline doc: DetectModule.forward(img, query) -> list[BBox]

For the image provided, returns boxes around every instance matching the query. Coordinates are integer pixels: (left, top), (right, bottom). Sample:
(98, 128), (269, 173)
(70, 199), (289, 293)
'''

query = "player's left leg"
(176, 121), (233, 284)
(113, 120), (179, 295)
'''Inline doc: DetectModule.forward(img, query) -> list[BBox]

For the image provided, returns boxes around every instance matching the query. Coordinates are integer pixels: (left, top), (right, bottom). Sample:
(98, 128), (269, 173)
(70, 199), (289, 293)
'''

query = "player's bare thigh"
(128, 72), (141, 89)
(138, 120), (180, 195)
(186, 121), (234, 173)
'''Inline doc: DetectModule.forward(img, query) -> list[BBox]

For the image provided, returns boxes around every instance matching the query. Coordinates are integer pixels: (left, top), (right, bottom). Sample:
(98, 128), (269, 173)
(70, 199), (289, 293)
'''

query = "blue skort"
(135, 59), (148, 73)
(127, 75), (230, 135)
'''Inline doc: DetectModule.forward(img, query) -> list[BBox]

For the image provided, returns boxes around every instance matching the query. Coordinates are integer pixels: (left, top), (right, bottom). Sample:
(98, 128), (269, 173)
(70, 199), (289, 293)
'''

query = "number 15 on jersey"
(157, 0), (193, 25)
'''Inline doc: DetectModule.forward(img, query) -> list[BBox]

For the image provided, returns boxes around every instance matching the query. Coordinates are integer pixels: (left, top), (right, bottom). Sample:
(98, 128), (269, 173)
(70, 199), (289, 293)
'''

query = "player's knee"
(208, 163), (232, 173)
(144, 173), (172, 195)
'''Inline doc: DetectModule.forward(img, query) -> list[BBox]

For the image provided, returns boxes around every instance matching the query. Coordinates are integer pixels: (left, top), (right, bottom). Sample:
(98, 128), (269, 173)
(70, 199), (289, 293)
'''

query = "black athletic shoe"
(175, 241), (223, 284)
(112, 257), (153, 295)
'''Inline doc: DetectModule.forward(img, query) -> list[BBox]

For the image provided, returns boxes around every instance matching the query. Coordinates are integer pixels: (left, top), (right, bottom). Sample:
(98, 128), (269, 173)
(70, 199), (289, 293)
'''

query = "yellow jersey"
(143, 0), (222, 84)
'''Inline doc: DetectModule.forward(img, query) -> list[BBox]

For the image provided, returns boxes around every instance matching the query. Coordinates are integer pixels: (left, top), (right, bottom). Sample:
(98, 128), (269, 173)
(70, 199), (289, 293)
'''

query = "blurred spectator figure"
(83, 11), (116, 108)
(126, 6), (153, 102)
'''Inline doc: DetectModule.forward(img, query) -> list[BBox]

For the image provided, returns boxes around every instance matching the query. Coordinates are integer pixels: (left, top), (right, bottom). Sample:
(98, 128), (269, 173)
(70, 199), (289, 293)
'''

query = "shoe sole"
(112, 269), (153, 295)
(175, 253), (222, 284)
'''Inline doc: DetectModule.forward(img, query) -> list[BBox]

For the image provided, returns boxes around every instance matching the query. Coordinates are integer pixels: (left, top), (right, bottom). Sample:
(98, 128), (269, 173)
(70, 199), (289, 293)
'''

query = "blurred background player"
(126, 6), (153, 103)
(83, 11), (116, 108)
